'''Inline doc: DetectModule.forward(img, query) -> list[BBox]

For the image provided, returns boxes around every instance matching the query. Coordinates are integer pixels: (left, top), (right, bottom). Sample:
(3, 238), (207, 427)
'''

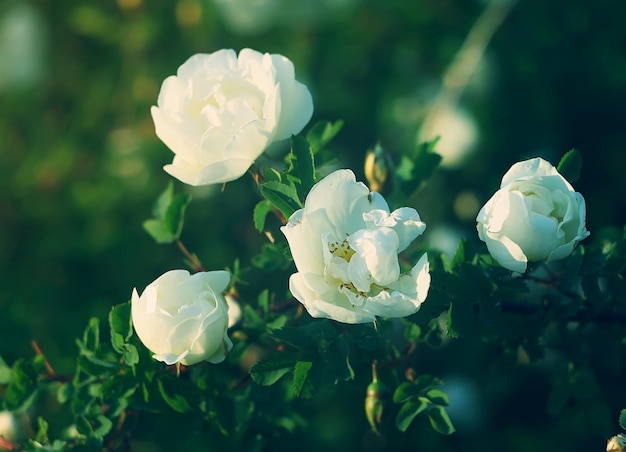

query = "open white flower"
(131, 270), (232, 365)
(281, 169), (430, 324)
(151, 48), (313, 186)
(476, 157), (590, 273)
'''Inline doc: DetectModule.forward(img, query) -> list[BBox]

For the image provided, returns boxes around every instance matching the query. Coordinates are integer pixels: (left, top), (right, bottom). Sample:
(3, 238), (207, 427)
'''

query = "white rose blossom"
(281, 169), (431, 324)
(151, 48), (313, 186)
(476, 157), (590, 273)
(131, 270), (233, 365)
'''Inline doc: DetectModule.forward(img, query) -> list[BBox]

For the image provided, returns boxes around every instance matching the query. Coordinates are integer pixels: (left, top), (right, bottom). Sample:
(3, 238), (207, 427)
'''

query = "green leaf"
(3, 359), (39, 413)
(35, 417), (49, 443)
(253, 200), (273, 233)
(0, 356), (11, 384)
(249, 353), (298, 386)
(425, 388), (449, 406)
(271, 326), (316, 351)
(396, 398), (429, 432)
(393, 382), (422, 403)
(292, 361), (313, 397)
(287, 135), (316, 201)
(619, 409), (626, 430)
(80, 317), (100, 354)
(306, 120), (344, 154)
(427, 405), (455, 434)
(157, 377), (194, 413)
(143, 182), (192, 243)
(142, 218), (175, 244)
(109, 302), (132, 354)
(446, 300), (475, 338)
(395, 138), (441, 195)
(163, 191), (192, 239)
(324, 337), (354, 382)
(557, 148), (583, 183)
(152, 181), (174, 218)
(260, 181), (302, 220)
(122, 344), (139, 366)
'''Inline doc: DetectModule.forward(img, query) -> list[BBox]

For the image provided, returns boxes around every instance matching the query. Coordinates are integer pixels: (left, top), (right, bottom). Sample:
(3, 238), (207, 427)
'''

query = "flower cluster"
(132, 47), (590, 367)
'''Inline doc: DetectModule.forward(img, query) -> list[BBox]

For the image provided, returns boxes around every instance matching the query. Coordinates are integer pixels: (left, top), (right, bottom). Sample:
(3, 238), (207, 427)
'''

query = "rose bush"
(476, 157), (590, 273)
(151, 48), (313, 186)
(131, 269), (233, 365)
(281, 169), (430, 324)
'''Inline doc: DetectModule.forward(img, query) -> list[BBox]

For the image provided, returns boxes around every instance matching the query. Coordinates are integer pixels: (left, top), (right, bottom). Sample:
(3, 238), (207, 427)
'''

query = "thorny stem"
(176, 240), (205, 272)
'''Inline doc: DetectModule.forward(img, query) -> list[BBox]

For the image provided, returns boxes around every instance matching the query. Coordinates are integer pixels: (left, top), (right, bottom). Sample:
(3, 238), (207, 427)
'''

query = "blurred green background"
(1, 0), (625, 450)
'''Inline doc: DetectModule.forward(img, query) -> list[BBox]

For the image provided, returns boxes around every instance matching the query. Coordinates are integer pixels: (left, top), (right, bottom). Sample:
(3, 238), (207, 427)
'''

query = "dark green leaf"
(395, 138), (441, 195)
(163, 191), (192, 239)
(242, 305), (265, 332)
(306, 120), (344, 154)
(3, 359), (39, 413)
(446, 300), (475, 338)
(557, 148), (583, 183)
(287, 135), (316, 201)
(253, 200), (273, 232)
(260, 181), (302, 220)
(142, 218), (175, 244)
(249, 353), (298, 386)
(393, 382), (422, 403)
(403, 322), (422, 342)
(428, 405), (455, 434)
(619, 409), (626, 430)
(396, 398), (429, 432)
(272, 326), (316, 351)
(157, 377), (194, 413)
(324, 337), (354, 382)
(81, 317), (100, 354)
(425, 388), (449, 406)
(292, 361), (313, 397)
(109, 302), (132, 354)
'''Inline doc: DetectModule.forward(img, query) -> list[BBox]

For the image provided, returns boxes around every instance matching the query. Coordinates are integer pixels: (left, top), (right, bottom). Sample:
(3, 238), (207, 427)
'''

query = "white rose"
(131, 270), (233, 365)
(280, 169), (431, 324)
(151, 48), (313, 186)
(476, 157), (590, 273)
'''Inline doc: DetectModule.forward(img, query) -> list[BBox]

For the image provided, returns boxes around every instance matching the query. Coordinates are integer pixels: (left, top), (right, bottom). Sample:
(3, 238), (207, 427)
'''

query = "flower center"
(328, 237), (356, 262)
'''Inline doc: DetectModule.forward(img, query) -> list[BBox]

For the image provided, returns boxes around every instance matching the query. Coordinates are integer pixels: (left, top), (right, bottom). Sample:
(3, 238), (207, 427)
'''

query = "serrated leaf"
(619, 409), (626, 430)
(260, 181), (302, 219)
(253, 200), (273, 232)
(306, 120), (344, 154)
(396, 398), (429, 432)
(557, 148), (582, 183)
(142, 219), (175, 244)
(292, 361), (313, 397)
(427, 405), (455, 434)
(249, 353), (298, 386)
(109, 302), (132, 354)
(287, 135), (316, 201)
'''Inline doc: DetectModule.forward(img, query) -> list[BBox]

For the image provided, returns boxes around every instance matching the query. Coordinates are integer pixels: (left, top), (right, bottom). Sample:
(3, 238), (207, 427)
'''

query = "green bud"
(365, 362), (390, 434)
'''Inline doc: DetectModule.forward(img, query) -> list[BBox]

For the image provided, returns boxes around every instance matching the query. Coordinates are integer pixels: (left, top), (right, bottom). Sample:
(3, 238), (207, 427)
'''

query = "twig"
(176, 240), (205, 272)
(31, 340), (56, 377)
